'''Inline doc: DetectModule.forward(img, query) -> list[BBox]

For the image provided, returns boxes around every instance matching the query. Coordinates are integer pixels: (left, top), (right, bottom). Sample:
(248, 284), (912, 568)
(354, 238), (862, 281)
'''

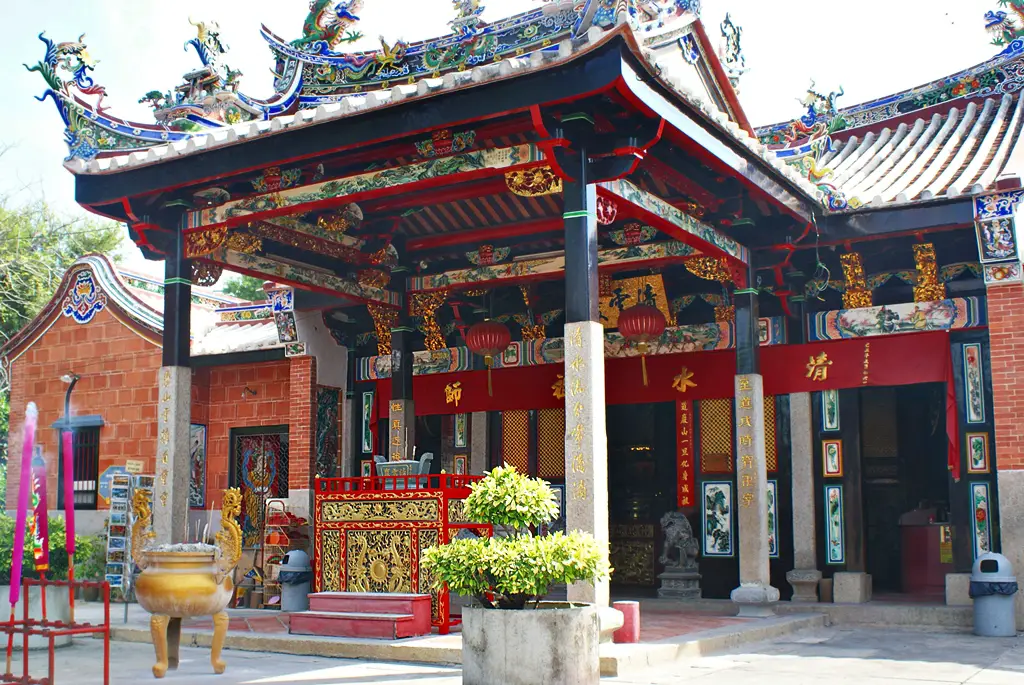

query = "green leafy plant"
(0, 514), (94, 584)
(421, 466), (609, 610)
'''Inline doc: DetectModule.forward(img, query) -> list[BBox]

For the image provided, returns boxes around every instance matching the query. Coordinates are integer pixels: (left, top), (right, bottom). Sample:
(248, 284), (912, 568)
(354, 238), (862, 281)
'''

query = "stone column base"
(833, 572), (872, 603)
(657, 570), (701, 600)
(730, 582), (780, 617)
(786, 569), (822, 603)
(945, 573), (972, 607)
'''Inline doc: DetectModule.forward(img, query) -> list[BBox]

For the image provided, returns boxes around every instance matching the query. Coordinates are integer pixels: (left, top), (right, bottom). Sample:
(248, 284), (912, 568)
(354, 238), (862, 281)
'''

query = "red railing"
(1, 578), (110, 685)
(315, 474), (484, 494)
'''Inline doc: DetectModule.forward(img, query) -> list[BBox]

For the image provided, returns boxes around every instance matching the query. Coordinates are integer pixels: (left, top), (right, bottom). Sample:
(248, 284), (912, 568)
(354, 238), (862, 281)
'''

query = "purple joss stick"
(9, 403), (39, 609)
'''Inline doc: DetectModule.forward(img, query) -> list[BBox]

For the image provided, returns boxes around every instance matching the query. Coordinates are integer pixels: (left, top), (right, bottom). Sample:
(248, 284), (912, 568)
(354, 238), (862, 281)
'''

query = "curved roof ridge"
(869, 112), (943, 202)
(0, 254), (163, 362)
(755, 39), (1024, 140)
(947, 93), (1015, 195)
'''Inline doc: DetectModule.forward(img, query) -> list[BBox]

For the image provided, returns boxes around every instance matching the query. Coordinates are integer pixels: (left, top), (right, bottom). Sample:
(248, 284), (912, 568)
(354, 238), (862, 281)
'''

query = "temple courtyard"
(29, 626), (1024, 684)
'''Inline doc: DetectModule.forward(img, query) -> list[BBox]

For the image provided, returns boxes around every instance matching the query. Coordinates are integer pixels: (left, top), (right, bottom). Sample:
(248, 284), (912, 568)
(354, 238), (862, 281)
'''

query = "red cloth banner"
(30, 447), (49, 572)
(376, 332), (960, 459)
(677, 400), (695, 508)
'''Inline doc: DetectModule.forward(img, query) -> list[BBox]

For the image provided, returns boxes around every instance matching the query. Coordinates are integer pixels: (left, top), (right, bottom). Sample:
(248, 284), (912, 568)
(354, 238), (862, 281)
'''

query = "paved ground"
(6, 626), (1024, 684)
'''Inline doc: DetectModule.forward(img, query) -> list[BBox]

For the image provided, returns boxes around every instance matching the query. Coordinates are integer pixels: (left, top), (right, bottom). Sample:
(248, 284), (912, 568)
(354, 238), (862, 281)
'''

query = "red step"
(289, 592), (432, 639)
(289, 610), (422, 639)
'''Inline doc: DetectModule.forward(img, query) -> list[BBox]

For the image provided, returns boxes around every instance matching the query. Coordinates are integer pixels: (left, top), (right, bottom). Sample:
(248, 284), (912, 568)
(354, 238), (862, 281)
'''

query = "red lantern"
(618, 305), (666, 386)
(466, 319), (511, 396)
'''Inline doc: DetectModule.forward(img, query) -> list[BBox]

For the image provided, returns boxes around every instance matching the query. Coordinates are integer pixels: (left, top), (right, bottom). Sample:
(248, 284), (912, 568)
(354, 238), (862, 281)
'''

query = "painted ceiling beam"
(407, 240), (701, 293)
(615, 56), (816, 224)
(406, 218), (563, 252)
(204, 247), (402, 307)
(258, 216), (366, 249)
(184, 144), (544, 231)
(817, 199), (974, 240)
(597, 178), (748, 266)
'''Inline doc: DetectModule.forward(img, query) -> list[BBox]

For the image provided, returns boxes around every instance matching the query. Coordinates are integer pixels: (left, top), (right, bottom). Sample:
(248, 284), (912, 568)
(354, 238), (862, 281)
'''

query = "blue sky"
(0, 1), (1000, 276)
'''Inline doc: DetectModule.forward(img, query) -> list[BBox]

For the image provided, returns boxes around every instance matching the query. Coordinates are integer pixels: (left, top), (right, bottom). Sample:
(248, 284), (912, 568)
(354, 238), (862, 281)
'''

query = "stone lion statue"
(658, 511), (699, 572)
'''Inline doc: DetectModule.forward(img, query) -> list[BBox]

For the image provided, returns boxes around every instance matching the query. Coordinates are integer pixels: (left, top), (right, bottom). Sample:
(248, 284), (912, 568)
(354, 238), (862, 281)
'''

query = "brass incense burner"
(131, 488), (243, 679)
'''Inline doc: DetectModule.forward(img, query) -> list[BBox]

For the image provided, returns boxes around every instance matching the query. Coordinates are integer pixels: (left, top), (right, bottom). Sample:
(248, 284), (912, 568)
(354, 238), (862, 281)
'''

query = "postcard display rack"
(105, 474), (154, 610)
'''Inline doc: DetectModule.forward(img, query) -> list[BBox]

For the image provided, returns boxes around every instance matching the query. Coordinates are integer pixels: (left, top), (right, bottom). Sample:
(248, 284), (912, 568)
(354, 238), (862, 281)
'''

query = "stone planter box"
(462, 603), (599, 685)
(0, 585), (72, 650)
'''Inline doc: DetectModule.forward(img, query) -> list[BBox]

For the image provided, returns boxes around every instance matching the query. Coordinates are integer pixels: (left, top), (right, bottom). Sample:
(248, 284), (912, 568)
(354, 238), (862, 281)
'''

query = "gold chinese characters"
(805, 352), (832, 382)
(445, 382), (462, 407)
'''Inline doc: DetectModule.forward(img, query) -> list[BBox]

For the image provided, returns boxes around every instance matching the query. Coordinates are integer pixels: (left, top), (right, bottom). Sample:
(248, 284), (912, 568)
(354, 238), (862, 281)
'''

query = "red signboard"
(677, 400), (695, 508)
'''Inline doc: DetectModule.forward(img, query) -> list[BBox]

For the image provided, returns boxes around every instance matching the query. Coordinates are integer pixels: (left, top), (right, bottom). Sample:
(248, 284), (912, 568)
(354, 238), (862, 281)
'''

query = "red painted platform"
(289, 592), (432, 640)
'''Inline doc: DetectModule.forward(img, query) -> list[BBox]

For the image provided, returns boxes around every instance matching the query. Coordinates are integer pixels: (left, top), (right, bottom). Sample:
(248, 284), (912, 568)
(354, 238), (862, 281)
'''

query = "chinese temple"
(11, 0), (1024, 621)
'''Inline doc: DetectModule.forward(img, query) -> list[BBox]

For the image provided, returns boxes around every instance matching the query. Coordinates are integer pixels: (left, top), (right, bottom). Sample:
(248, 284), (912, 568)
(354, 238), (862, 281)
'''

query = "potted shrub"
(422, 466), (609, 685)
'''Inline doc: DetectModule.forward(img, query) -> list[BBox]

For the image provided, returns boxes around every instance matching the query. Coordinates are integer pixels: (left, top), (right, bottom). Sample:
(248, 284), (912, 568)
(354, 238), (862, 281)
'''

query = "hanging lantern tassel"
(638, 341), (650, 387)
(618, 305), (667, 389)
(466, 320), (511, 401)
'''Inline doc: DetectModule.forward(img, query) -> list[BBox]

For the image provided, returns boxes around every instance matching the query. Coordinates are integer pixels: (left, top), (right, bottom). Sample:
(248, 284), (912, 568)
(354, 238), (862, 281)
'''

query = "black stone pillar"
(787, 269), (807, 345)
(562, 149), (600, 324)
(389, 266), (415, 462)
(734, 269), (760, 375)
(162, 225), (192, 368)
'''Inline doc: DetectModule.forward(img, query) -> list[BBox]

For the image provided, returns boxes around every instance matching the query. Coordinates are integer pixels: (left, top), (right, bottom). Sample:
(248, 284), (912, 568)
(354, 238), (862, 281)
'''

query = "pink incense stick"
(9, 403), (38, 609)
(62, 430), (75, 555)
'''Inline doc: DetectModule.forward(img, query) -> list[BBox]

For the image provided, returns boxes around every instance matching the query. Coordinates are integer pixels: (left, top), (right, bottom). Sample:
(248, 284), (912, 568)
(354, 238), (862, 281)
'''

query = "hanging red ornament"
(617, 305), (666, 386)
(465, 319), (511, 396)
(597, 197), (618, 225)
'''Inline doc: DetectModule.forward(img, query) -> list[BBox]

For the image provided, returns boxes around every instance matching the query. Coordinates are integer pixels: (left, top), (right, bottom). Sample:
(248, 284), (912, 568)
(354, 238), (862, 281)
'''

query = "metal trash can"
(969, 552), (1018, 637)
(278, 550), (313, 613)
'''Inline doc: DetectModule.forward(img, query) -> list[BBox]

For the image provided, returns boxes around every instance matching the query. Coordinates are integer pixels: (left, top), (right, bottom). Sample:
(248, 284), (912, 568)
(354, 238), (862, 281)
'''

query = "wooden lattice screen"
(501, 410), (530, 472)
(536, 408), (566, 479)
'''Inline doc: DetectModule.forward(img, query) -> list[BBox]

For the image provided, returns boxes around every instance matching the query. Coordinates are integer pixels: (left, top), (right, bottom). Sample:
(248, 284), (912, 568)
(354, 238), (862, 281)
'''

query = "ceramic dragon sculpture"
(986, 4), (1024, 47)
(131, 489), (157, 571)
(215, 488), (243, 582)
(292, 0), (365, 52)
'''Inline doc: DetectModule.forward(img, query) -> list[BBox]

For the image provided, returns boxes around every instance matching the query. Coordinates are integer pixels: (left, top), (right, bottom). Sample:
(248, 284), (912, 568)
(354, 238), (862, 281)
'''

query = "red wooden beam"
(641, 156), (724, 211)
(406, 217), (562, 251)
(361, 177), (512, 214)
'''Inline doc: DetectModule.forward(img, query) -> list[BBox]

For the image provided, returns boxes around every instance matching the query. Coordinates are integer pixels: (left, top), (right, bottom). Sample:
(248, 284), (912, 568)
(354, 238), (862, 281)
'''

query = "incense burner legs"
(132, 489), (243, 679)
(211, 611), (229, 674)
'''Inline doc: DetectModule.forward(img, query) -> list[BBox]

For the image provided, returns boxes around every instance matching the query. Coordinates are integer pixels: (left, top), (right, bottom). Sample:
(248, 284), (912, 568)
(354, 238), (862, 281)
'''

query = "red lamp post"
(465, 320), (511, 396)
(618, 305), (666, 386)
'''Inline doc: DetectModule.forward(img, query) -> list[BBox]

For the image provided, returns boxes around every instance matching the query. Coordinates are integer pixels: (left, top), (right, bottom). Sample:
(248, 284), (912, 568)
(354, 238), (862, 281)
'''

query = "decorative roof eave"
(0, 255), (164, 363)
(756, 40), (1024, 142)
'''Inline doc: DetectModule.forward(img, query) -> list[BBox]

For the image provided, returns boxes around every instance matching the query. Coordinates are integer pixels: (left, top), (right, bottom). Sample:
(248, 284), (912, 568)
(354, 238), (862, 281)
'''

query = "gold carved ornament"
(184, 227), (228, 258)
(551, 374), (565, 399)
(840, 252), (872, 309)
(215, 488), (243, 582)
(368, 304), (399, 356)
(357, 269), (391, 290)
(714, 305), (735, 322)
(320, 529), (342, 592)
(684, 256), (731, 283)
(225, 232), (263, 254)
(410, 290), (449, 351)
(913, 243), (946, 302)
(191, 262), (223, 287)
(505, 165), (563, 197)
(347, 529), (412, 593)
(130, 489), (156, 571)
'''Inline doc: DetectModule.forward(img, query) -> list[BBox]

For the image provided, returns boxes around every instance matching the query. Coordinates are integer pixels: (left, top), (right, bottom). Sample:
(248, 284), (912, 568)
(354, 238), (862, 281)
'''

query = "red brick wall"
(5, 308), (161, 508)
(288, 356), (317, 490)
(989, 283), (1024, 470)
(201, 360), (293, 507)
(5, 307), (318, 512)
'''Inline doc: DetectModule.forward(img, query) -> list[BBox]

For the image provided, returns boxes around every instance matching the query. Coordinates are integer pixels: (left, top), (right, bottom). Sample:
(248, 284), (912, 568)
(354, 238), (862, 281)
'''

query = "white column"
(730, 373), (780, 616)
(470, 412), (489, 475)
(563, 321), (610, 607)
(154, 366), (191, 546)
(786, 392), (822, 601)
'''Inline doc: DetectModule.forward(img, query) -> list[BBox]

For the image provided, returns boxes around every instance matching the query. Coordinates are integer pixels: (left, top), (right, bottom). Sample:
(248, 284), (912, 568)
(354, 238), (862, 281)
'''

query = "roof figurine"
(292, 0), (365, 52)
(986, 2), (1024, 47)
(718, 12), (747, 92)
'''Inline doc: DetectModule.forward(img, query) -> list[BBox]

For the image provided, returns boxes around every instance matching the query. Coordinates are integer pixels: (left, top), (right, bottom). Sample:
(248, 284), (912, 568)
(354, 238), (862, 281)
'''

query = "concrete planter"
(462, 603), (599, 685)
(0, 585), (72, 650)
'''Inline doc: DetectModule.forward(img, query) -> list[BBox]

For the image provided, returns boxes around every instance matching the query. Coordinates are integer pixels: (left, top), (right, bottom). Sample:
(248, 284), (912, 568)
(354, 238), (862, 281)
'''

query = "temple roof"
(0, 255), (285, 364)
(754, 39), (1024, 211)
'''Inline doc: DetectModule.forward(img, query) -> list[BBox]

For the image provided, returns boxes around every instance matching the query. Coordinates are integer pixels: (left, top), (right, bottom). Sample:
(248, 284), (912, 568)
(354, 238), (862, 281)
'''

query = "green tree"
(0, 200), (122, 464)
(222, 274), (268, 302)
